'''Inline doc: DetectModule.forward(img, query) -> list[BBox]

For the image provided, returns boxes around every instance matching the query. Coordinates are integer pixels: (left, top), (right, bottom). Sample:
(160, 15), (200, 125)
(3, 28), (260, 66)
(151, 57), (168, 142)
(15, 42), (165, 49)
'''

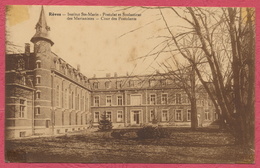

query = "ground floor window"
(105, 111), (112, 121)
(117, 111), (123, 122)
(205, 110), (210, 120)
(161, 110), (168, 122)
(150, 109), (155, 122)
(94, 112), (100, 122)
(175, 109), (182, 121)
(187, 110), (191, 121)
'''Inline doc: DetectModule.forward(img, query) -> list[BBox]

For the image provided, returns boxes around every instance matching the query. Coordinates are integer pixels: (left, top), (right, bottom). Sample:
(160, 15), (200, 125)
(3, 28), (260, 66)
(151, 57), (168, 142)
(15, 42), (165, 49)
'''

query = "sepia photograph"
(5, 5), (255, 163)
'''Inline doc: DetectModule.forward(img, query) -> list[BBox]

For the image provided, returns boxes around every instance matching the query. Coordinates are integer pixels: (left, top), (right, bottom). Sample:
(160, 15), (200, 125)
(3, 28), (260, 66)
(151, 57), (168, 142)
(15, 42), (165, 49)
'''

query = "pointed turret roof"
(31, 6), (54, 46)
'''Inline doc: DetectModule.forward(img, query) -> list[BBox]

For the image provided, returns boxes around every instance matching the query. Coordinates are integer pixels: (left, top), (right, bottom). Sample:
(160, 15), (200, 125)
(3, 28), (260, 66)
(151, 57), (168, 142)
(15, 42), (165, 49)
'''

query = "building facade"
(5, 7), (217, 139)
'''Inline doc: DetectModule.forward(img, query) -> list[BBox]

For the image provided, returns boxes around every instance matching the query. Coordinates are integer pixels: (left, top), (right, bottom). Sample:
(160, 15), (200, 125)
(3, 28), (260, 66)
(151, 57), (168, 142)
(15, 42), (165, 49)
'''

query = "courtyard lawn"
(5, 127), (254, 163)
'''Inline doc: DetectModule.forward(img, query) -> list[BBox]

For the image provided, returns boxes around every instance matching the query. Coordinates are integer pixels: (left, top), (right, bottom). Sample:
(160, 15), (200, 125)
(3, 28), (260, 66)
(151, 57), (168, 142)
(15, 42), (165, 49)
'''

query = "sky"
(6, 5), (186, 78)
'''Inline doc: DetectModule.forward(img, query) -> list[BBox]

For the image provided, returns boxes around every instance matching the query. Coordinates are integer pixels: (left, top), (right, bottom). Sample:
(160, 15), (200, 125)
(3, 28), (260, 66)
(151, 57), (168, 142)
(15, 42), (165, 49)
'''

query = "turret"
(31, 6), (54, 46)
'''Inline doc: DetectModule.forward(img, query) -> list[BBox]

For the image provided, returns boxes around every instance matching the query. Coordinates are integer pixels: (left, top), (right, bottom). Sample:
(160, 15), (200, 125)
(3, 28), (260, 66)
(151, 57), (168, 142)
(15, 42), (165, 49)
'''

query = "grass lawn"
(5, 127), (254, 163)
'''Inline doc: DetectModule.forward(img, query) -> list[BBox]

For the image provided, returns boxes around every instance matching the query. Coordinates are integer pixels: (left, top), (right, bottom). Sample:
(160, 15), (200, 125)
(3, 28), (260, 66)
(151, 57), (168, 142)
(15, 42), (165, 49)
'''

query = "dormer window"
(105, 81), (111, 89)
(93, 82), (99, 89)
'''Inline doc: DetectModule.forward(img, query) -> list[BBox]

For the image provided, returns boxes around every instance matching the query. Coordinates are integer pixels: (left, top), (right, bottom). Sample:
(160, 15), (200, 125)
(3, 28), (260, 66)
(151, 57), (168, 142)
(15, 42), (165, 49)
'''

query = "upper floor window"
(36, 91), (41, 99)
(56, 85), (60, 107)
(93, 82), (99, 89)
(94, 96), (100, 107)
(150, 94), (156, 105)
(176, 94), (182, 104)
(149, 79), (156, 87)
(161, 79), (166, 86)
(36, 60), (41, 68)
(35, 106), (40, 115)
(19, 99), (26, 118)
(105, 81), (111, 89)
(106, 96), (112, 106)
(129, 80), (134, 87)
(22, 76), (26, 85)
(36, 75), (41, 84)
(117, 96), (123, 105)
(161, 94), (168, 104)
(116, 81), (122, 89)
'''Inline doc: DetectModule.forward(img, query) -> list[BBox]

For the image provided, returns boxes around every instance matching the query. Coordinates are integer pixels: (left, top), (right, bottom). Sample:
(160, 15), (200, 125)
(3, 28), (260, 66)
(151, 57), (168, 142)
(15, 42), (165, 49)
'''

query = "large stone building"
(5, 7), (217, 139)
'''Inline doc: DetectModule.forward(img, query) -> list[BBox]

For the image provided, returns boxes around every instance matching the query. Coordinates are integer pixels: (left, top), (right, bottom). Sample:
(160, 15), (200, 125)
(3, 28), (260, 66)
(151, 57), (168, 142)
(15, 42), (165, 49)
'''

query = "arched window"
(64, 89), (68, 109)
(36, 60), (41, 68)
(56, 85), (60, 107)
(71, 91), (74, 109)
(36, 75), (41, 84)
(36, 90), (41, 99)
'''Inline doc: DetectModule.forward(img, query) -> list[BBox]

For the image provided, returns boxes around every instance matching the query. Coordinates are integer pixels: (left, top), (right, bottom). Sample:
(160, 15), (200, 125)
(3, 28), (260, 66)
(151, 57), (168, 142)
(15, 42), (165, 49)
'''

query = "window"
(162, 110), (168, 122)
(117, 111), (123, 122)
(205, 110), (210, 120)
(77, 94), (80, 110)
(106, 96), (112, 106)
(105, 111), (112, 121)
(129, 80), (134, 87)
(116, 81), (122, 89)
(36, 60), (41, 68)
(20, 76), (26, 85)
(56, 85), (60, 107)
(130, 95), (141, 105)
(71, 91), (74, 109)
(36, 91), (41, 99)
(161, 79), (166, 86)
(161, 94), (168, 104)
(35, 107), (40, 115)
(149, 79), (156, 87)
(94, 96), (100, 107)
(94, 112), (100, 122)
(36, 76), (41, 84)
(64, 89), (68, 109)
(19, 99), (26, 118)
(64, 67), (67, 75)
(150, 94), (156, 105)
(176, 94), (182, 104)
(175, 109), (182, 121)
(55, 61), (60, 70)
(214, 111), (218, 120)
(187, 110), (191, 121)
(105, 81), (111, 89)
(93, 82), (99, 89)
(117, 96), (123, 105)
(150, 109), (155, 122)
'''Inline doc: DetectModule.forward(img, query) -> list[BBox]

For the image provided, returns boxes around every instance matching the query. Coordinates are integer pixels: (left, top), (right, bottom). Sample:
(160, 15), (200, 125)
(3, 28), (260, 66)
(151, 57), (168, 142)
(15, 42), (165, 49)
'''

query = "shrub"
(137, 126), (172, 139)
(98, 113), (113, 131)
(111, 131), (124, 139)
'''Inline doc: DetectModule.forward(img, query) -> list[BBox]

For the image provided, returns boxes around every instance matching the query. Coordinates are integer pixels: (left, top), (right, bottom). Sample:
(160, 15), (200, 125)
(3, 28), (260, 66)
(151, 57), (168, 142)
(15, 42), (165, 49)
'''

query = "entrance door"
(133, 111), (140, 124)
(131, 110), (141, 125)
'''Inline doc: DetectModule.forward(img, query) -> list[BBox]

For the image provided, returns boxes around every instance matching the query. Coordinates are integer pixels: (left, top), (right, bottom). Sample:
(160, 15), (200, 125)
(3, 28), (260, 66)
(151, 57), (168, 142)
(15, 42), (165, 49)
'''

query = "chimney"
(106, 73), (111, 78)
(114, 72), (117, 77)
(93, 74), (96, 78)
(126, 72), (129, 76)
(25, 43), (30, 56)
(77, 64), (80, 72)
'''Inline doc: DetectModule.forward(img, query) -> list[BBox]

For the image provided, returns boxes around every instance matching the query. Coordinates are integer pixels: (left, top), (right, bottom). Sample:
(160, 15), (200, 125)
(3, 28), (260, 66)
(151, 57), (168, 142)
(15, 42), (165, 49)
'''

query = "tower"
(31, 6), (54, 135)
